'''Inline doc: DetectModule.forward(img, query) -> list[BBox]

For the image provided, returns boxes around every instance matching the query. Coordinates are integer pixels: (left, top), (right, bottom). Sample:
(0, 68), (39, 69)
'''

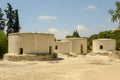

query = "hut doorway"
(19, 48), (23, 55)
(49, 46), (52, 54)
(80, 45), (83, 54)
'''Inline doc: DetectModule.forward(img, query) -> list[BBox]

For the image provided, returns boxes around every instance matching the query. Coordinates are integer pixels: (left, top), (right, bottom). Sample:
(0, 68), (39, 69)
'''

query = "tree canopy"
(0, 30), (8, 58)
(4, 3), (14, 35)
(109, 1), (120, 28)
(72, 30), (80, 38)
(66, 30), (80, 38)
(14, 9), (20, 32)
(0, 8), (5, 31)
(4, 3), (20, 35)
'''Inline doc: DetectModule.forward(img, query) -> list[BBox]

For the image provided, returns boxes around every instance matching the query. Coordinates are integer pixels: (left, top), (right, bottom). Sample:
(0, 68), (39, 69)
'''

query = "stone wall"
(66, 38), (87, 54)
(4, 53), (58, 61)
(9, 33), (55, 54)
(92, 39), (116, 53)
(109, 51), (120, 59)
(55, 41), (71, 54)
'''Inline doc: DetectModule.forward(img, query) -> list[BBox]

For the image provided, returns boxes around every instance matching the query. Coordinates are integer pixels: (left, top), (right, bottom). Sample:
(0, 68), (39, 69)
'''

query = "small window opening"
(55, 45), (58, 50)
(100, 45), (103, 49)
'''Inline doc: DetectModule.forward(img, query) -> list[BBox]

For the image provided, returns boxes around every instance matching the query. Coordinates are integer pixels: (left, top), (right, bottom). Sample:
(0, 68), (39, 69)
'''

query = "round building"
(92, 39), (116, 53)
(65, 38), (87, 54)
(4, 33), (57, 61)
(55, 41), (71, 54)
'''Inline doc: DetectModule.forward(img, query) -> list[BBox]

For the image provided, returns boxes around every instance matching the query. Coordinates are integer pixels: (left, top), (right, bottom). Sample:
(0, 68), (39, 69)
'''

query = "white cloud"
(38, 16), (57, 20)
(46, 27), (93, 38)
(76, 25), (89, 32)
(48, 28), (59, 33)
(47, 28), (69, 39)
(87, 5), (96, 10)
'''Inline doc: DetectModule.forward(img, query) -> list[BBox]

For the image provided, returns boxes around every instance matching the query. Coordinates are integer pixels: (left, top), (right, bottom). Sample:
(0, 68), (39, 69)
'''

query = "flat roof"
(9, 32), (54, 36)
(93, 39), (116, 41)
(66, 37), (86, 39)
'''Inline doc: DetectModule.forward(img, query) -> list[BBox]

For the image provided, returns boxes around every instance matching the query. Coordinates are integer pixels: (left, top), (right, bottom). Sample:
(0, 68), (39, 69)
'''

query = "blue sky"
(0, 0), (119, 39)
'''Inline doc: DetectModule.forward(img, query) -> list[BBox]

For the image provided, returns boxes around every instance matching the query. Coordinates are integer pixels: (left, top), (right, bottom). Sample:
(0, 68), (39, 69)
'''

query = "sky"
(0, 0), (119, 39)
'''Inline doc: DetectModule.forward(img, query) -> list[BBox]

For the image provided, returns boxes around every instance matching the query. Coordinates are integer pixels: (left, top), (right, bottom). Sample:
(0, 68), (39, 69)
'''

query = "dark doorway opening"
(81, 45), (83, 54)
(49, 46), (52, 54)
(19, 48), (23, 55)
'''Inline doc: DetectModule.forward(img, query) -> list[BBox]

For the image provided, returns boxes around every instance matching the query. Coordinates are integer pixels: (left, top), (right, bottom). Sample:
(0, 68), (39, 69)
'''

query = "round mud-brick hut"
(64, 38), (87, 54)
(4, 33), (57, 61)
(55, 41), (71, 54)
(92, 39), (116, 53)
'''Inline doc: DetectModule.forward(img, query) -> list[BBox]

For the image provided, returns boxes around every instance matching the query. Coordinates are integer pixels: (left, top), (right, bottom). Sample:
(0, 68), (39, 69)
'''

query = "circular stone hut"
(4, 33), (57, 61)
(65, 38), (87, 54)
(92, 39), (116, 53)
(55, 41), (71, 54)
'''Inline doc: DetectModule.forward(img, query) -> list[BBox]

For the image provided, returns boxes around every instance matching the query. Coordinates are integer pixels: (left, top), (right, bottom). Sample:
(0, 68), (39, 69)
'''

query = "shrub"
(0, 30), (8, 58)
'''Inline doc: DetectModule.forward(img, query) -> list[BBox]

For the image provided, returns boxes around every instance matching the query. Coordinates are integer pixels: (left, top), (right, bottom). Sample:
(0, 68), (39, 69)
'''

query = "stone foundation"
(4, 53), (58, 61)
(89, 51), (112, 56)
(89, 51), (120, 59)
(109, 51), (120, 59)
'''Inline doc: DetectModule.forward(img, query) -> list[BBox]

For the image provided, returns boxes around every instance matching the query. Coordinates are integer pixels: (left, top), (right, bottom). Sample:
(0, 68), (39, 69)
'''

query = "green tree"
(111, 30), (120, 50)
(14, 9), (20, 32)
(0, 30), (8, 58)
(5, 3), (20, 35)
(66, 35), (73, 38)
(4, 3), (14, 35)
(66, 30), (80, 38)
(97, 31), (111, 38)
(72, 30), (80, 38)
(0, 8), (5, 31)
(109, 1), (120, 28)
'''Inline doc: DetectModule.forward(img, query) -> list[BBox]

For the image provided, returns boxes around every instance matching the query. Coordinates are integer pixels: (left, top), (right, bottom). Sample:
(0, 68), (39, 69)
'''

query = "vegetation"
(109, 1), (120, 28)
(0, 30), (8, 58)
(0, 8), (5, 31)
(87, 34), (98, 52)
(66, 30), (80, 38)
(0, 3), (20, 58)
(4, 3), (14, 35)
(5, 3), (20, 35)
(14, 9), (20, 32)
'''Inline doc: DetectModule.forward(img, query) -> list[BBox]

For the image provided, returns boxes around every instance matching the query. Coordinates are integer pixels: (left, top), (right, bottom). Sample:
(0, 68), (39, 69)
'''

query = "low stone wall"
(109, 51), (120, 59)
(89, 52), (111, 56)
(4, 53), (58, 61)
(89, 51), (120, 59)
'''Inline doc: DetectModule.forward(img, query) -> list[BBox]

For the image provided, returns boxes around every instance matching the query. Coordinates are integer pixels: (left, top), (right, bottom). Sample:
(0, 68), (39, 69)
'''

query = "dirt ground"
(0, 54), (120, 80)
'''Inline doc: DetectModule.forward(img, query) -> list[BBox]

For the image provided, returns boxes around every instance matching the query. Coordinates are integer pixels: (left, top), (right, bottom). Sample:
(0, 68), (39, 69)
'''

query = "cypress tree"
(5, 3), (21, 35)
(72, 30), (80, 38)
(4, 3), (14, 35)
(0, 8), (5, 31)
(14, 9), (20, 32)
